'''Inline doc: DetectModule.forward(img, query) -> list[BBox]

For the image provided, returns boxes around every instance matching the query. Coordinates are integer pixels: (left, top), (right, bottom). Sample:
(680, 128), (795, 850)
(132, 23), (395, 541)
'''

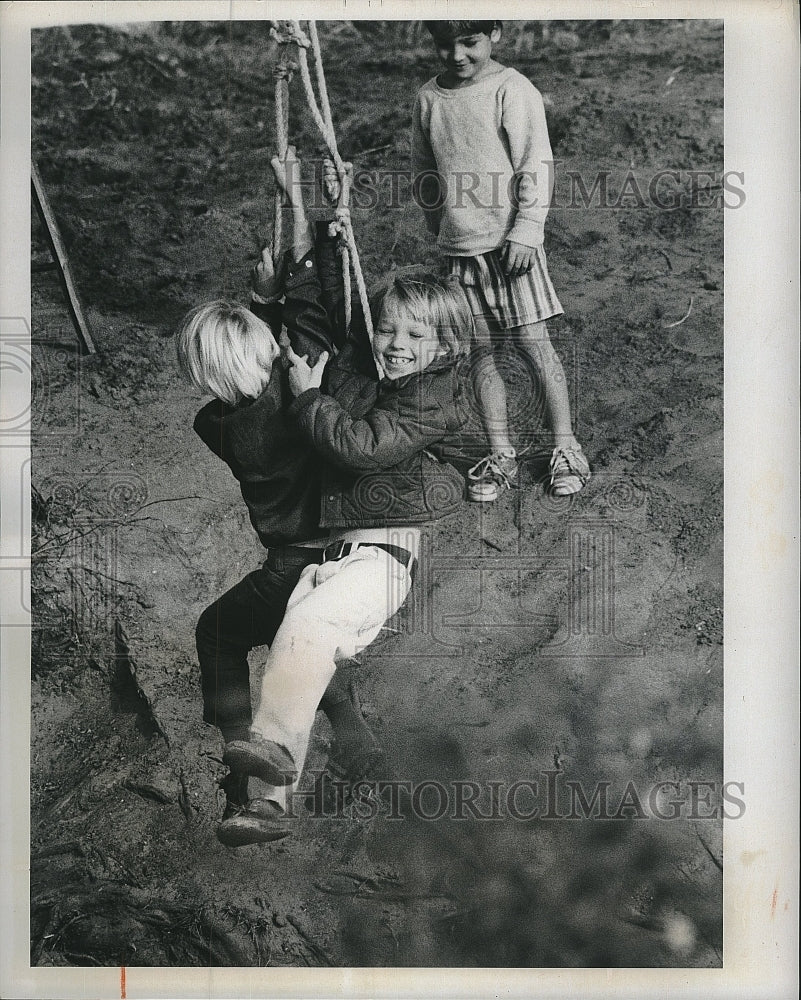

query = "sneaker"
(549, 441), (591, 496)
(223, 737), (297, 785)
(467, 449), (518, 502)
(217, 798), (290, 847)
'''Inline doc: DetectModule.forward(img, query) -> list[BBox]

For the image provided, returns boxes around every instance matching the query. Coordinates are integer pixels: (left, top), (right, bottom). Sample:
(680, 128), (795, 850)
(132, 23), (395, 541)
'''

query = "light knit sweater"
(412, 67), (554, 256)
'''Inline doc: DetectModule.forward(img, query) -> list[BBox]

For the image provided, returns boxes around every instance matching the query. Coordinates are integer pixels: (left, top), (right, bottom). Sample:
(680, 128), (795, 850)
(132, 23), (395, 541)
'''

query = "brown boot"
(216, 798), (290, 847)
(223, 737), (297, 785)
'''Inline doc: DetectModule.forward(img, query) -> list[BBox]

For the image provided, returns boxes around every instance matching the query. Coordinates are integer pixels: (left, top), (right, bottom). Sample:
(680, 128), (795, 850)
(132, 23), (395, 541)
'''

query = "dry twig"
(663, 295), (694, 329)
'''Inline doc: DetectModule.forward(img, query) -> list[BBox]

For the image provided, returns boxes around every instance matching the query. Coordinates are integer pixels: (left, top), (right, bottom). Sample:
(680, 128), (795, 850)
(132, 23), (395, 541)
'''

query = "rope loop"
(270, 21), (310, 48)
(273, 62), (295, 83)
(270, 20), (374, 342)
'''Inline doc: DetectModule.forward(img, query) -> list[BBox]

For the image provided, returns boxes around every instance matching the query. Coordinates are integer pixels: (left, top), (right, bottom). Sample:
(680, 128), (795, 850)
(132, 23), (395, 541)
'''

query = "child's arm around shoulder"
(287, 370), (461, 473)
(500, 70), (555, 249)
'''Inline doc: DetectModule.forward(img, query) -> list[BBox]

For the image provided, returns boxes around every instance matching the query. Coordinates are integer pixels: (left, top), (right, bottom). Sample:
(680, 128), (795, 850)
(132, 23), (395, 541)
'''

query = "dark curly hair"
(423, 21), (502, 41)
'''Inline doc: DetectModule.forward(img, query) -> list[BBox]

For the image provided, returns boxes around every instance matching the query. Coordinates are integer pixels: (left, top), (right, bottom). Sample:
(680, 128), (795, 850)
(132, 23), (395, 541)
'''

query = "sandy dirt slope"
(30, 20), (723, 967)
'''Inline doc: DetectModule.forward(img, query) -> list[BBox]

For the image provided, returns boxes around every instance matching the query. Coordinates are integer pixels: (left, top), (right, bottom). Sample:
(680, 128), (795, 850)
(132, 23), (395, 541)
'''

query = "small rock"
(663, 911), (696, 956)
(273, 913), (287, 928)
(94, 50), (123, 67)
(553, 29), (580, 51)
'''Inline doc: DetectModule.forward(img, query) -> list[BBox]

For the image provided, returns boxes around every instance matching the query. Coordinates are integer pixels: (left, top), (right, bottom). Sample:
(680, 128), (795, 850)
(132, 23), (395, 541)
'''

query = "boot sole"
(223, 740), (297, 785)
(217, 816), (291, 847)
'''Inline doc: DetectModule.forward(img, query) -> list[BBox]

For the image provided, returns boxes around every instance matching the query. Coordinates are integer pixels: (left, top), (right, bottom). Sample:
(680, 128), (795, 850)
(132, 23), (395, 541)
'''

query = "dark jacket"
(193, 251), (344, 548)
(286, 226), (468, 528)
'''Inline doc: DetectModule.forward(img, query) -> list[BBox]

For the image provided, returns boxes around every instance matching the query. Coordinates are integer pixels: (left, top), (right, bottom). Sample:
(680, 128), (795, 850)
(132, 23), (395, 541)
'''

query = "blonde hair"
(175, 300), (280, 405)
(370, 272), (474, 361)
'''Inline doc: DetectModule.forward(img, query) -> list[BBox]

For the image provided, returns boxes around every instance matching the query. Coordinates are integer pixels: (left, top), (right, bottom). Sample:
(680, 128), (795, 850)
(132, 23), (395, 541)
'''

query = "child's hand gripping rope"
(251, 245), (281, 301)
(321, 156), (353, 207)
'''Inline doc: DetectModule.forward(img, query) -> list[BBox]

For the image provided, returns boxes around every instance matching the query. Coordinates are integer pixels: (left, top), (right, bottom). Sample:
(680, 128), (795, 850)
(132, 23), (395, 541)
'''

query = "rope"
(308, 21), (336, 154)
(340, 243), (352, 332)
(271, 55), (292, 261)
(269, 19), (374, 343)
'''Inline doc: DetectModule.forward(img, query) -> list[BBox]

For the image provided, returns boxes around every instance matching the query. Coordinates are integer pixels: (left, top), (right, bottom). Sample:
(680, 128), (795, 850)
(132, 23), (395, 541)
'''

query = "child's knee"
(514, 320), (549, 348)
(470, 341), (496, 369)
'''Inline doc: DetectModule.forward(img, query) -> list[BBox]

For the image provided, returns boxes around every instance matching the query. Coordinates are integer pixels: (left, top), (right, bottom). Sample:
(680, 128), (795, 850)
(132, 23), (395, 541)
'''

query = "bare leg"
(471, 314), (514, 455)
(512, 319), (574, 444)
(513, 320), (590, 495)
(319, 671), (383, 778)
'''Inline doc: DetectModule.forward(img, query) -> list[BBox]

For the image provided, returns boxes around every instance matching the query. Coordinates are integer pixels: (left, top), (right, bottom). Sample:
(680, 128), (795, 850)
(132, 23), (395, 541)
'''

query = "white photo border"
(1, 1), (798, 997)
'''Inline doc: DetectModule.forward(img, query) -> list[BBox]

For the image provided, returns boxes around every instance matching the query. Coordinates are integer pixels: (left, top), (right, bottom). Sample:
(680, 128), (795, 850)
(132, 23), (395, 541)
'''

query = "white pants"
(250, 545), (413, 808)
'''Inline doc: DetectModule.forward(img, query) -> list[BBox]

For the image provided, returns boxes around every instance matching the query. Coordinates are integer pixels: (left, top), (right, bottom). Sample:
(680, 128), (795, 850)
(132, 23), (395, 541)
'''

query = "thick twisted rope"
(271, 19), (374, 342)
(271, 55), (292, 261)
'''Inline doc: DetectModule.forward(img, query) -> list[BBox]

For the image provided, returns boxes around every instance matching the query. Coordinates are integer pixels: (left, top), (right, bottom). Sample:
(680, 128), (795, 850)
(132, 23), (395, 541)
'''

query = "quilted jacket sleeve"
(288, 378), (457, 473)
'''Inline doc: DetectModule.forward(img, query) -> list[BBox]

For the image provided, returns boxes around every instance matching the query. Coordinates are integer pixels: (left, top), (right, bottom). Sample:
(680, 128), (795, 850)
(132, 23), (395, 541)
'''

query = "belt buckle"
(323, 540), (347, 563)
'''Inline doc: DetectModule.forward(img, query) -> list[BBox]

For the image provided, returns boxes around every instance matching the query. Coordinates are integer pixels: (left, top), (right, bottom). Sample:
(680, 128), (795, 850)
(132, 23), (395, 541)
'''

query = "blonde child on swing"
(220, 148), (474, 833)
(177, 146), (473, 845)
(412, 19), (591, 500)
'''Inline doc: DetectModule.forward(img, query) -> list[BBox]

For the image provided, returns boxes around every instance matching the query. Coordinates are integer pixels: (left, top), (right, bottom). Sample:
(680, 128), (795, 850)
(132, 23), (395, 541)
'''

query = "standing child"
(412, 20), (590, 499)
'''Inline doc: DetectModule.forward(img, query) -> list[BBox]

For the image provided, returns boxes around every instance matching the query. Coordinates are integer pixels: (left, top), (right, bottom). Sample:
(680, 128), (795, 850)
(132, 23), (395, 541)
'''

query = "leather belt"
(322, 539), (416, 575)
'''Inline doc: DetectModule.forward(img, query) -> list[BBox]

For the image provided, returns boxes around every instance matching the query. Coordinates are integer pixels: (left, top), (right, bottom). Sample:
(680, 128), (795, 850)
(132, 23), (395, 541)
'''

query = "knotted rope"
(268, 20), (373, 342)
(271, 54), (294, 260)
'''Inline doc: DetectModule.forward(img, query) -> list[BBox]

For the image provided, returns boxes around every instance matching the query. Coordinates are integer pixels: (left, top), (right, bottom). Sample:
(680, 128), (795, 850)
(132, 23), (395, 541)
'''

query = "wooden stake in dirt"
(31, 160), (97, 355)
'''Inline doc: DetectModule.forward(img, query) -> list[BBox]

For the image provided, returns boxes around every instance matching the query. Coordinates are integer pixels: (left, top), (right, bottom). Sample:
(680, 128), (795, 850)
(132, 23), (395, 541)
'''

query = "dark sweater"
(192, 251), (343, 548)
(193, 228), (466, 545)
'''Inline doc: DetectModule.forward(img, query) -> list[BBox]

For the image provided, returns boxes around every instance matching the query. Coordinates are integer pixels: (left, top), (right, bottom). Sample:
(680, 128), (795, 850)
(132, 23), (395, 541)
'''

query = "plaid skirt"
(449, 247), (563, 330)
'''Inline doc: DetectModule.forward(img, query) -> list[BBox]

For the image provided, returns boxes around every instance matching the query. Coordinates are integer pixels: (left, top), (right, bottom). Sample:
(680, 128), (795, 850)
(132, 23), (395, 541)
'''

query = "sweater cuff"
(251, 291), (281, 305)
(287, 387), (321, 419)
(507, 219), (546, 248)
